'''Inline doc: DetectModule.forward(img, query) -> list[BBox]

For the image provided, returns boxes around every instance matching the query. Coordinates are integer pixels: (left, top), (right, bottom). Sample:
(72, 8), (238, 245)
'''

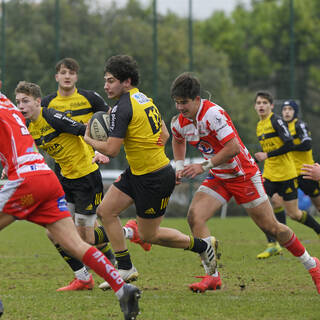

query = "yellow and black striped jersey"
(288, 118), (314, 173)
(256, 112), (297, 181)
(27, 107), (98, 179)
(42, 88), (109, 164)
(41, 88), (109, 124)
(109, 88), (169, 175)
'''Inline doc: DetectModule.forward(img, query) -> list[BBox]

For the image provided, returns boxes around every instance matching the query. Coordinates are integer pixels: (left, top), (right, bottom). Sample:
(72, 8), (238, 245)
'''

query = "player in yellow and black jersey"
(42, 57), (110, 165)
(281, 100), (320, 235)
(42, 57), (109, 124)
(84, 55), (218, 290)
(254, 91), (320, 259)
(41, 58), (120, 278)
(16, 81), (148, 291)
(15, 81), (105, 291)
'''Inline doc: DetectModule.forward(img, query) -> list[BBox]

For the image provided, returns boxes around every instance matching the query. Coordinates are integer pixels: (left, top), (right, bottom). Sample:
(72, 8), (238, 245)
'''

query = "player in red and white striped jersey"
(0, 92), (141, 319)
(170, 72), (320, 294)
(171, 98), (258, 180)
(0, 92), (52, 182)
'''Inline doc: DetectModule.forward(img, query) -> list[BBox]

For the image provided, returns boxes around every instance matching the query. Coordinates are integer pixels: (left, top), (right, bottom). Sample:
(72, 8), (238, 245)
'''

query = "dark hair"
(15, 81), (42, 99)
(104, 55), (139, 86)
(55, 57), (79, 73)
(170, 72), (200, 100)
(255, 91), (273, 104)
(281, 100), (299, 118)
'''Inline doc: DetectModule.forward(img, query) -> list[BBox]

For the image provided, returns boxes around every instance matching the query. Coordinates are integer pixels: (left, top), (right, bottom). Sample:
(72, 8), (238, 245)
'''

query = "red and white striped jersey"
(171, 99), (258, 180)
(0, 93), (51, 180)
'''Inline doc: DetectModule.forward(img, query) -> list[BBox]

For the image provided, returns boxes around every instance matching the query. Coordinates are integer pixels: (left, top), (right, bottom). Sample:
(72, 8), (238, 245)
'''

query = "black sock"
(265, 233), (276, 243)
(97, 243), (116, 266)
(115, 249), (132, 270)
(300, 210), (320, 234)
(94, 225), (109, 245)
(186, 236), (208, 253)
(55, 244), (84, 271)
(274, 207), (286, 225)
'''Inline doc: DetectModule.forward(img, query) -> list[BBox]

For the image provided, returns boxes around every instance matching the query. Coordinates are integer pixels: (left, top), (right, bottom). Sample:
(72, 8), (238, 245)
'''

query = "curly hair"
(104, 55), (139, 86)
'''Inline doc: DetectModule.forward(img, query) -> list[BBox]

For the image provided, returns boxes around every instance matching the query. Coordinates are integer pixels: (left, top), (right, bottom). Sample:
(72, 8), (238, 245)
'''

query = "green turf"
(0, 217), (319, 320)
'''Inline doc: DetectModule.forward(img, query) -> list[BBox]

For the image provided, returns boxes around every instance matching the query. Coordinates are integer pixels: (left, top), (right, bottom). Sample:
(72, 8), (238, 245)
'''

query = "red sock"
(82, 246), (124, 292)
(283, 233), (305, 257)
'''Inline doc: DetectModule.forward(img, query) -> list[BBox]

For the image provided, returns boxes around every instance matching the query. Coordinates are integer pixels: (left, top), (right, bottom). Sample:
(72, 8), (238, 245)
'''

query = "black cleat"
(119, 283), (141, 320)
(0, 298), (3, 317)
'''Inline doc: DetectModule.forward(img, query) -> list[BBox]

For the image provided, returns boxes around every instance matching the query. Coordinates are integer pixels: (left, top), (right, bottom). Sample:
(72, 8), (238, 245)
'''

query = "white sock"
(75, 266), (91, 281)
(123, 227), (134, 239)
(298, 251), (316, 270)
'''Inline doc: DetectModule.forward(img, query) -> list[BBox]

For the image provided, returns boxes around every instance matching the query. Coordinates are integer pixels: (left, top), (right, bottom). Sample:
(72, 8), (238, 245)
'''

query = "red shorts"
(199, 171), (268, 208)
(0, 172), (71, 226)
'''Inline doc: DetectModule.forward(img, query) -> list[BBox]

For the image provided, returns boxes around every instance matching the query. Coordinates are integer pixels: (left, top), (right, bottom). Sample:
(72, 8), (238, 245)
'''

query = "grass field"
(0, 217), (320, 320)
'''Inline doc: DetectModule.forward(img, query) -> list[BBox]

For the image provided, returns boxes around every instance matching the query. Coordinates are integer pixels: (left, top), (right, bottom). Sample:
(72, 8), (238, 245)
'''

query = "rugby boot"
(189, 273), (222, 293)
(56, 274), (94, 291)
(99, 266), (139, 291)
(309, 257), (320, 294)
(119, 283), (141, 320)
(125, 219), (152, 252)
(256, 242), (282, 259)
(200, 236), (218, 275)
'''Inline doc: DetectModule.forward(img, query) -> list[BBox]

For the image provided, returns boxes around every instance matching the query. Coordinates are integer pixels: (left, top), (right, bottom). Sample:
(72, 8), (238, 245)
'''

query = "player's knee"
(187, 208), (198, 228)
(265, 220), (288, 239)
(138, 228), (158, 243)
(138, 231), (152, 243)
(96, 204), (104, 219)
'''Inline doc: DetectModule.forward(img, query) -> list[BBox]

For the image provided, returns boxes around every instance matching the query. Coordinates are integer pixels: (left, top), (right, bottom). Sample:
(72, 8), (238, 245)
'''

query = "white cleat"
(99, 266), (139, 291)
(200, 236), (218, 275)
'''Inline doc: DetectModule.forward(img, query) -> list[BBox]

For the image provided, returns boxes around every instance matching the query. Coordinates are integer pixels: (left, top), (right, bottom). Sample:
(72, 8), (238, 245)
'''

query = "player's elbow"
(232, 144), (241, 156)
(106, 148), (119, 158)
(228, 139), (241, 158)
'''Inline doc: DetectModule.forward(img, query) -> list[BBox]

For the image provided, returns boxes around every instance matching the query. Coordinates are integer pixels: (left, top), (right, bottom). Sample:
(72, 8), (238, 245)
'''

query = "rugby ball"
(90, 111), (110, 141)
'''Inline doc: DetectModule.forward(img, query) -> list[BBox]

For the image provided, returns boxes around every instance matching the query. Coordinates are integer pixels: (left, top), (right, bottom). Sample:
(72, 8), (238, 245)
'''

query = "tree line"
(1, 0), (320, 163)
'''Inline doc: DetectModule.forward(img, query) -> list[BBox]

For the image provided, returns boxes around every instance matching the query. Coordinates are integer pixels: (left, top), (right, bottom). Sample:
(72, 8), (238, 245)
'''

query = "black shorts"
(264, 177), (298, 201)
(60, 169), (103, 215)
(298, 175), (320, 198)
(114, 164), (176, 219)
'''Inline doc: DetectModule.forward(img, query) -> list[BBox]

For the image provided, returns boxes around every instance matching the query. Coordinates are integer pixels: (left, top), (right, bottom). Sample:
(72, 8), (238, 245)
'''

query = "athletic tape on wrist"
(175, 160), (185, 171)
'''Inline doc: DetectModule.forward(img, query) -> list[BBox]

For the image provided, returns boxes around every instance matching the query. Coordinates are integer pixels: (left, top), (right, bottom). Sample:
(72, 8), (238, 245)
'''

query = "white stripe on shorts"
(241, 172), (268, 209)
(197, 185), (227, 205)
(0, 178), (23, 211)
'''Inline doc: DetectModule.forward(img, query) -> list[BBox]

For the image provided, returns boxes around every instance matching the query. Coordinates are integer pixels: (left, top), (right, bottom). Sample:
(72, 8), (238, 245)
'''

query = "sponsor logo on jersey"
(132, 92), (150, 104)
(70, 102), (87, 107)
(26, 145), (38, 153)
(110, 112), (116, 131)
(40, 125), (52, 134)
(197, 140), (214, 155)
